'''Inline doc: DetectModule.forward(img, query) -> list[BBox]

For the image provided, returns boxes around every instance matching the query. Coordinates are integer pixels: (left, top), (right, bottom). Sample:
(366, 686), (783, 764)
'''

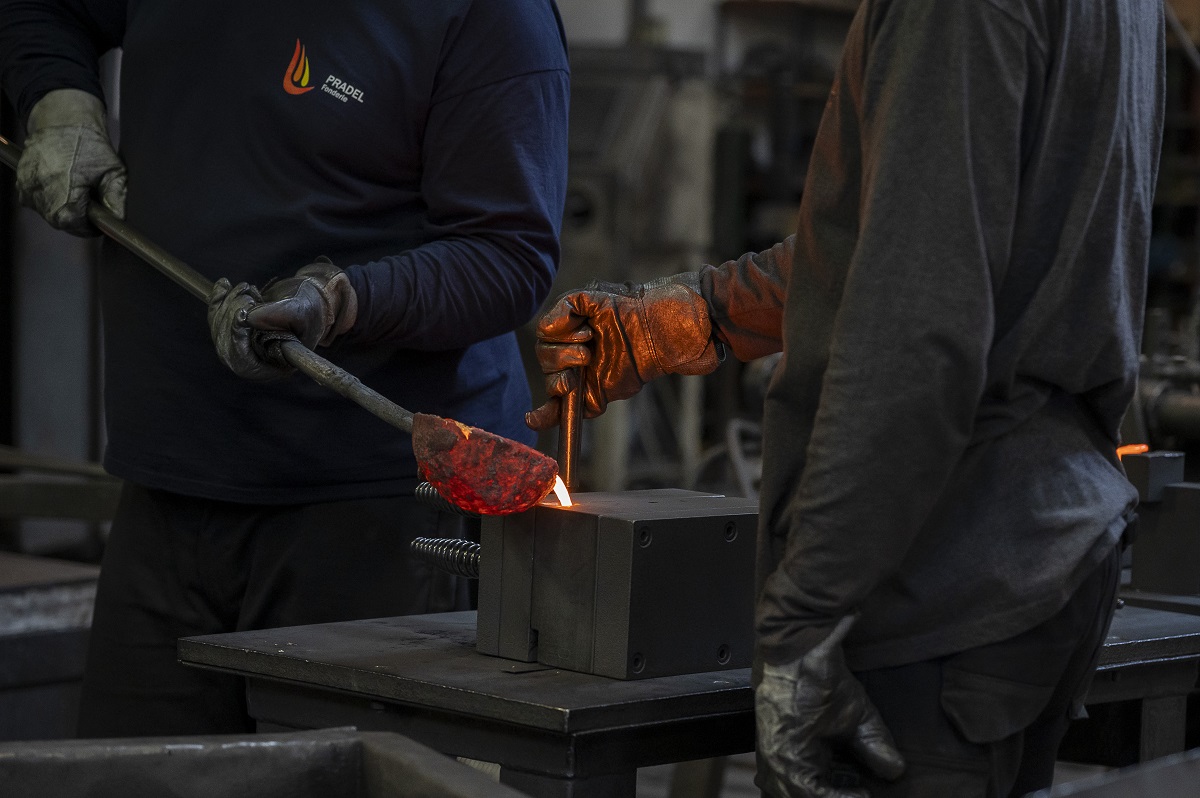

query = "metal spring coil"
(414, 481), (481, 518)
(410, 537), (481, 579)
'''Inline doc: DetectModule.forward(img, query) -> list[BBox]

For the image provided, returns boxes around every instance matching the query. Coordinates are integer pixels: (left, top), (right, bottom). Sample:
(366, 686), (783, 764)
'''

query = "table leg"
(668, 757), (729, 798)
(499, 767), (637, 798)
(1139, 695), (1188, 761)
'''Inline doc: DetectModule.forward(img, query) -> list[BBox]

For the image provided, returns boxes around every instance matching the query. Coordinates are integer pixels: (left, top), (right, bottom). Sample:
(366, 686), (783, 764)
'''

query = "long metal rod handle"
(277, 339), (414, 432)
(556, 370), (582, 489)
(0, 133), (415, 435)
(90, 205), (212, 301)
(0, 134), (212, 302)
(0, 136), (18, 169)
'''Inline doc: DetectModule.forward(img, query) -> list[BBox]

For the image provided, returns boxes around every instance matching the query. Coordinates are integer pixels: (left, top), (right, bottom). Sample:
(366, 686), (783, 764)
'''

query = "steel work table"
(179, 605), (1200, 798)
(1081, 602), (1200, 763)
(179, 612), (752, 797)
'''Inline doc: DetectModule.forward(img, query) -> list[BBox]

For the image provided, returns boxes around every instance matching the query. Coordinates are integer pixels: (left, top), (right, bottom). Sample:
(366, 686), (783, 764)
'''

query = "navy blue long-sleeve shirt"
(1, 0), (570, 503)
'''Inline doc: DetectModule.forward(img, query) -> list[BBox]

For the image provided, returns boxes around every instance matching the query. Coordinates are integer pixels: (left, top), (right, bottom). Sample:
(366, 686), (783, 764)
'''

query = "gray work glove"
(525, 273), (721, 431)
(17, 88), (127, 236)
(208, 257), (359, 381)
(756, 616), (906, 798)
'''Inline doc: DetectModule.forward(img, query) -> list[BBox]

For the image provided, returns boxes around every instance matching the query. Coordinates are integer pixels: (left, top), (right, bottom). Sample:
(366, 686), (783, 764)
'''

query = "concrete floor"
(637, 754), (757, 798)
(635, 755), (1112, 797)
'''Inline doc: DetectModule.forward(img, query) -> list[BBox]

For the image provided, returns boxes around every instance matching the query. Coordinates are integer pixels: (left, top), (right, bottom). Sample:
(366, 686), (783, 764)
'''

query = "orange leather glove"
(525, 274), (721, 431)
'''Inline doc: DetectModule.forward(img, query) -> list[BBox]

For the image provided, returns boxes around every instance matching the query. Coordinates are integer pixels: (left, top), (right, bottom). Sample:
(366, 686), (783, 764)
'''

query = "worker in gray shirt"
(527, 0), (1165, 795)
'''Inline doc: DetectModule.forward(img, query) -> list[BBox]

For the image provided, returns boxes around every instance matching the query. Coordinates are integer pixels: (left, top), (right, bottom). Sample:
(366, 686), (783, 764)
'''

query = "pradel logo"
(284, 39), (314, 95)
(281, 39), (366, 104)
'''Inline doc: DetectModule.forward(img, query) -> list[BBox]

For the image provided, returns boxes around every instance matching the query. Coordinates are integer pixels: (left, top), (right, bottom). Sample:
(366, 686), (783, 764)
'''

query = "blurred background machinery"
(1129, 2), (1200, 476)
(534, 43), (717, 493)
(538, 1), (857, 496)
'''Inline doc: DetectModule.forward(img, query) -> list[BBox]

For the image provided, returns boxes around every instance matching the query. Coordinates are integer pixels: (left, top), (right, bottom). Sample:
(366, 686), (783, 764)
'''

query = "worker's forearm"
(341, 68), (568, 350)
(700, 235), (793, 361)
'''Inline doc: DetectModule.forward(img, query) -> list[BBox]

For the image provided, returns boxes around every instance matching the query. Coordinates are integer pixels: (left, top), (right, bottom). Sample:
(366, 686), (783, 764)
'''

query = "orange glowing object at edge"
(551, 475), (573, 507)
(1116, 444), (1150, 459)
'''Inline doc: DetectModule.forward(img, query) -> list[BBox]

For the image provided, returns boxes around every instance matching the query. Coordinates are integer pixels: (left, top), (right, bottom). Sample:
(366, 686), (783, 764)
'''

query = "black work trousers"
(850, 544), (1121, 798)
(77, 482), (469, 738)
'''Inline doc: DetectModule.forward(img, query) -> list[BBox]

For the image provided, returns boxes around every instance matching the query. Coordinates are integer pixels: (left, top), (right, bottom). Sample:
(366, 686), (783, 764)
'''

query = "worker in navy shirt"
(1, 0), (569, 736)
(528, 0), (1163, 795)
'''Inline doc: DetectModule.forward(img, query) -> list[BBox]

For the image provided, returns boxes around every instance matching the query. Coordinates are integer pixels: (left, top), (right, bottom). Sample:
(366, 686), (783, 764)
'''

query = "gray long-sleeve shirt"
(751, 0), (1164, 670)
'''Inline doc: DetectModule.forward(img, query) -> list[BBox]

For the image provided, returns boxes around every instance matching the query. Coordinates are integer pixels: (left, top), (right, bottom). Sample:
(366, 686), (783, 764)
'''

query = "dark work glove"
(525, 273), (721, 431)
(208, 257), (358, 381)
(756, 616), (906, 798)
(17, 89), (127, 237)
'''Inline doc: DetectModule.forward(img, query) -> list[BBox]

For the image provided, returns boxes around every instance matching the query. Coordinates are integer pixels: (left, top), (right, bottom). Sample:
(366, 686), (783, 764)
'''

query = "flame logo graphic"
(284, 39), (314, 95)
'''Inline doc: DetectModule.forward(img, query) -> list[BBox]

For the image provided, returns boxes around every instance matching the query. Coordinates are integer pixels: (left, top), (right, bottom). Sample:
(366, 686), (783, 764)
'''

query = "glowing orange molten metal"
(551, 475), (573, 507)
(411, 413), (558, 515)
(1116, 444), (1150, 460)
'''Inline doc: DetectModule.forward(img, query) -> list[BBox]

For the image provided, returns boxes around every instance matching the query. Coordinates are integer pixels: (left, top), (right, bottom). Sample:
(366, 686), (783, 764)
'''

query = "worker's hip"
(846, 544), (1121, 797)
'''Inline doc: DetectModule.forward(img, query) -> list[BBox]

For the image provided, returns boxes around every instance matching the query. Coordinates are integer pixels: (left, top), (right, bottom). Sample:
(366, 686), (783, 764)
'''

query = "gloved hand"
(17, 88), (127, 236)
(756, 616), (906, 798)
(525, 273), (721, 431)
(208, 257), (358, 381)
